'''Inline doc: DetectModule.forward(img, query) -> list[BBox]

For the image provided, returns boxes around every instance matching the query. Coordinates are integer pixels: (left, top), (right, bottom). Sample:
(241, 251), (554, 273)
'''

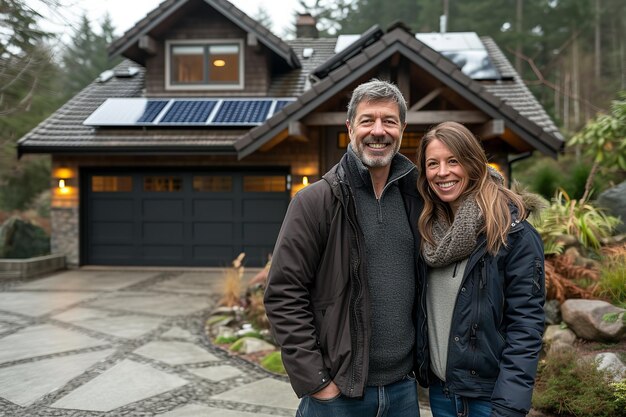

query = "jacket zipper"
(343, 182), (363, 397)
(469, 258), (487, 374)
(445, 240), (486, 383)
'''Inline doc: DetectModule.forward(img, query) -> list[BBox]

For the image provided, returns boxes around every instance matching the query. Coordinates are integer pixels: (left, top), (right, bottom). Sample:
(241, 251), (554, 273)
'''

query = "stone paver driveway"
(0, 269), (299, 416)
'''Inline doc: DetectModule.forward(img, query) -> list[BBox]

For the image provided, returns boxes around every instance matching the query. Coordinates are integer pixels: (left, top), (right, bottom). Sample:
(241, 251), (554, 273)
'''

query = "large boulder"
(561, 299), (626, 342)
(597, 180), (626, 233)
(0, 216), (50, 259)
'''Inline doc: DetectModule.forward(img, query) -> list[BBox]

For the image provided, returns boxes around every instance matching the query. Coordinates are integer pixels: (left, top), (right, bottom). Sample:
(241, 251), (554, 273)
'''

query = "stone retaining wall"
(0, 254), (66, 280)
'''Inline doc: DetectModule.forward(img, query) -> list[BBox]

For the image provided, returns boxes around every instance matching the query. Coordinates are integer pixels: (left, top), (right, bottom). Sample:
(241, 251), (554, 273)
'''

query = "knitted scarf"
(422, 195), (484, 268)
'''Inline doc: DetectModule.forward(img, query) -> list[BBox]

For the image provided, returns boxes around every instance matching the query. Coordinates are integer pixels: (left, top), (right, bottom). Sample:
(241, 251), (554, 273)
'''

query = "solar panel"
(84, 98), (296, 127)
(160, 100), (218, 124)
(212, 100), (273, 124)
(416, 32), (501, 80)
(136, 100), (169, 123)
(273, 100), (292, 113)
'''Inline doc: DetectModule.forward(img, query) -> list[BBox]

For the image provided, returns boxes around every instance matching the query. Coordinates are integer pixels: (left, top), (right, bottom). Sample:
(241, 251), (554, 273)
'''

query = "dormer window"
(165, 39), (244, 90)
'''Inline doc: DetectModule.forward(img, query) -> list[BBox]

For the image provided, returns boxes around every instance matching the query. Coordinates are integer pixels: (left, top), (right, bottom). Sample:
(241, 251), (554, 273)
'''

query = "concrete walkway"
(0, 269), (432, 416)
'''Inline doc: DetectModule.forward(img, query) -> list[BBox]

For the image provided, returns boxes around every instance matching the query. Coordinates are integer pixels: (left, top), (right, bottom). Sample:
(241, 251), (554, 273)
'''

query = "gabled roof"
(108, 0), (300, 69)
(235, 24), (564, 159)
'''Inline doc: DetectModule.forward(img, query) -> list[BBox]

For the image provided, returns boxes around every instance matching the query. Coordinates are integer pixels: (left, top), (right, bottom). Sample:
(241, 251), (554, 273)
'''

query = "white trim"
(165, 39), (244, 91)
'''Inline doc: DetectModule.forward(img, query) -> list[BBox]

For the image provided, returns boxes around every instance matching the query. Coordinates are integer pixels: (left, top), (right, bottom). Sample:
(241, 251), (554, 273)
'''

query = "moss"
(260, 351), (286, 375)
(214, 335), (238, 345)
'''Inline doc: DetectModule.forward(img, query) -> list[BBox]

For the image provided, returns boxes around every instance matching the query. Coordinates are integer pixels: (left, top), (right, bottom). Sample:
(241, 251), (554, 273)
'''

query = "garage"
(82, 170), (289, 267)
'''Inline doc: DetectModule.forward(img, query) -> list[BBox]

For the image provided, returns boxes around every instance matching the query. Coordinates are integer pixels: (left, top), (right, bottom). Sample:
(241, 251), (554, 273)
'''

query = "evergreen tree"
(0, 0), (65, 212)
(253, 5), (274, 33)
(60, 13), (120, 97)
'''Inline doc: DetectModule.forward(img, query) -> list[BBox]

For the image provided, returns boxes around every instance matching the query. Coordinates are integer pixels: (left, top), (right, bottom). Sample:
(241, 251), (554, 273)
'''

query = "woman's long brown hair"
(416, 121), (526, 255)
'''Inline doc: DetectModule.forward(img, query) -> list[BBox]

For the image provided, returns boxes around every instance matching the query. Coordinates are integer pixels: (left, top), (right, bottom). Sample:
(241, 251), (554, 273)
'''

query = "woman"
(416, 121), (545, 417)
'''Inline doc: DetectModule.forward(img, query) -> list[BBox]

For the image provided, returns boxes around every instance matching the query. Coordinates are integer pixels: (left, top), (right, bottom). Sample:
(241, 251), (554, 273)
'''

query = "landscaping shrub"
(515, 156), (565, 200)
(219, 252), (245, 307)
(533, 350), (626, 417)
(595, 244), (626, 308)
(531, 189), (620, 255)
(245, 287), (270, 330)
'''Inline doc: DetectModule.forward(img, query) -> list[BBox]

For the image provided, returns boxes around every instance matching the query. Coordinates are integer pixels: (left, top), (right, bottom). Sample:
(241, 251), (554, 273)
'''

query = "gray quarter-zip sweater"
(345, 145), (416, 386)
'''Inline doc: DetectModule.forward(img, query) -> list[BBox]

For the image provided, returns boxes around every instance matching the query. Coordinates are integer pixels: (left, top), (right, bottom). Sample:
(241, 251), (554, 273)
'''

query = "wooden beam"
(476, 119), (505, 140)
(247, 33), (258, 47)
(397, 59), (410, 104)
(259, 129), (289, 152)
(288, 121), (309, 142)
(410, 88), (442, 111)
(139, 36), (158, 55)
(304, 110), (488, 125)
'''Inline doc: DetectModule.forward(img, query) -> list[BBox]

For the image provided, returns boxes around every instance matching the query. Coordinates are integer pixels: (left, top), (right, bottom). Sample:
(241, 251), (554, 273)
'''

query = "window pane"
(210, 45), (239, 54)
(244, 176), (286, 192)
(172, 45), (204, 83)
(92, 176), (132, 192)
(144, 176), (182, 192)
(337, 132), (349, 148)
(193, 176), (233, 192)
(209, 44), (239, 83)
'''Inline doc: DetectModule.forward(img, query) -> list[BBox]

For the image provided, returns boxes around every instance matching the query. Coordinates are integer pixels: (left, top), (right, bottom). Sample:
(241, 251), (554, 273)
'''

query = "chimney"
(296, 13), (318, 38)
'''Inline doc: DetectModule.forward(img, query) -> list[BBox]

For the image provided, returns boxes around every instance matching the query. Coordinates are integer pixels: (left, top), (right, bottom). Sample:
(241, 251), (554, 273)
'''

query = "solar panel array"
(84, 98), (296, 127)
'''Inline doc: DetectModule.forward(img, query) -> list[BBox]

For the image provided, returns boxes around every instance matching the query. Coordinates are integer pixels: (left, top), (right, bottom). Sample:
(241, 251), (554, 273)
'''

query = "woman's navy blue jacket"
(435, 215), (545, 417)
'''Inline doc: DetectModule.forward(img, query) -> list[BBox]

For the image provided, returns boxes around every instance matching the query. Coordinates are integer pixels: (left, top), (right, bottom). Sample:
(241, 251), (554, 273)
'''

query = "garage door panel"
(86, 171), (288, 266)
(142, 245), (184, 260)
(242, 245), (273, 265)
(142, 222), (184, 242)
(90, 245), (134, 260)
(193, 245), (235, 263)
(142, 199), (184, 218)
(92, 200), (134, 221)
(193, 222), (234, 244)
(242, 199), (287, 221)
(193, 199), (233, 220)
(91, 222), (133, 243)
(242, 222), (282, 245)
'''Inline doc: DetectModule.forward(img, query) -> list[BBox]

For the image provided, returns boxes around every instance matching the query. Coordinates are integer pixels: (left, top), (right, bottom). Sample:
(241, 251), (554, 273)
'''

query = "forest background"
(1, 0), (625, 215)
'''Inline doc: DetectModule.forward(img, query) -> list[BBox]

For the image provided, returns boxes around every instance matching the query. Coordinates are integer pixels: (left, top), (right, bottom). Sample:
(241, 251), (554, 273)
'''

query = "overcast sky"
(40, 0), (303, 42)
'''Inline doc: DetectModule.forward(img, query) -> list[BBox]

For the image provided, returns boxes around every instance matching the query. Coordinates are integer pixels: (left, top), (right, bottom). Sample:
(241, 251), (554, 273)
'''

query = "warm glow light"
(58, 179), (66, 189)
(302, 176), (309, 186)
(213, 59), (226, 67)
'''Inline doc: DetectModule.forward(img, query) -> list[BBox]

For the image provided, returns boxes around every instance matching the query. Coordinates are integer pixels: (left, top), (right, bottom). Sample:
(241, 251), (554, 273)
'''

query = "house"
(17, 0), (564, 268)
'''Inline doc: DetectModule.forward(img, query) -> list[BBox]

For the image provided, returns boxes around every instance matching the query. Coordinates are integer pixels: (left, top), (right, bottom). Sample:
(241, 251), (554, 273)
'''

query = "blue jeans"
(296, 374), (420, 417)
(428, 379), (492, 417)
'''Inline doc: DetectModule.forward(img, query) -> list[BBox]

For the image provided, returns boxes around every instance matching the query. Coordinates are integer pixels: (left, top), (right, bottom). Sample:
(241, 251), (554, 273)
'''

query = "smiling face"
(346, 99), (406, 171)
(425, 138), (469, 214)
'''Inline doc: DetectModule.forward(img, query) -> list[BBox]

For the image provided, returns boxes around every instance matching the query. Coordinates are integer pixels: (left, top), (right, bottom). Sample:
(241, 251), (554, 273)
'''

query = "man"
(264, 79), (428, 416)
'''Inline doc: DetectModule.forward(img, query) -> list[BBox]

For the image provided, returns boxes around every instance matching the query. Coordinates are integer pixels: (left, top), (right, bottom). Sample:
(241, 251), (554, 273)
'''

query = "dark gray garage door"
(83, 170), (289, 267)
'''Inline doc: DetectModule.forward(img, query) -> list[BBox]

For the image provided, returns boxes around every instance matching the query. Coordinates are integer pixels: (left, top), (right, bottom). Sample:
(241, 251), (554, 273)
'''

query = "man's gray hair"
(346, 79), (407, 125)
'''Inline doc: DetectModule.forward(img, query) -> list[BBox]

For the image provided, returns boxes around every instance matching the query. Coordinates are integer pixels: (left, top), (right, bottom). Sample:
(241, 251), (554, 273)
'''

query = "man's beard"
(353, 136), (401, 168)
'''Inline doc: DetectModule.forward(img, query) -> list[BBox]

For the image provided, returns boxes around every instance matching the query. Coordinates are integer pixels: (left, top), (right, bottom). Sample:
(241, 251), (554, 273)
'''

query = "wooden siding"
(143, 2), (270, 96)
